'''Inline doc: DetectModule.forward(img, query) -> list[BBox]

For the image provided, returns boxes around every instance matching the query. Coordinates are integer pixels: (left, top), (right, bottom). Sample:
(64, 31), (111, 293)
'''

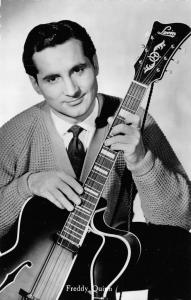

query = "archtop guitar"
(0, 21), (190, 300)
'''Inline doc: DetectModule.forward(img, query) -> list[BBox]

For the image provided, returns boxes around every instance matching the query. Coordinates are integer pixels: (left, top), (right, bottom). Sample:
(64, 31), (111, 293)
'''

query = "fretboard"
(57, 80), (147, 252)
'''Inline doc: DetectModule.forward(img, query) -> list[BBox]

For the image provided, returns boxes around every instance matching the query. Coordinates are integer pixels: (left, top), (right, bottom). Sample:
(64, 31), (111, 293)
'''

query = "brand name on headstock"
(157, 26), (176, 38)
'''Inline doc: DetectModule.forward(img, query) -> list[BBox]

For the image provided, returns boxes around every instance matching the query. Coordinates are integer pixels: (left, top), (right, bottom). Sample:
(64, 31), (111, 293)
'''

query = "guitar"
(0, 21), (190, 300)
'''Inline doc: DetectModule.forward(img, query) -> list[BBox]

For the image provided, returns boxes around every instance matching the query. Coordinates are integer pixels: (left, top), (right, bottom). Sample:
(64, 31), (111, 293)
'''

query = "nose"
(64, 77), (80, 97)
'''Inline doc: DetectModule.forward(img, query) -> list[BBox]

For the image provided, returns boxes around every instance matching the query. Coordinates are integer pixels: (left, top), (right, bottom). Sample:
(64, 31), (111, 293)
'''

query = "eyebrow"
(42, 74), (60, 81)
(72, 62), (87, 70)
(42, 62), (89, 81)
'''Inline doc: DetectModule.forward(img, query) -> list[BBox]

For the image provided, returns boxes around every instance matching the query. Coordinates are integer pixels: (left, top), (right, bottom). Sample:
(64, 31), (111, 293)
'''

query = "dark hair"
(22, 20), (96, 78)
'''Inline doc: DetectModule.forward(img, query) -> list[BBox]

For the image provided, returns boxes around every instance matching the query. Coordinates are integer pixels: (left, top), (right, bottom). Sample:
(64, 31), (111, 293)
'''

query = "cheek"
(80, 72), (97, 92)
(41, 85), (61, 100)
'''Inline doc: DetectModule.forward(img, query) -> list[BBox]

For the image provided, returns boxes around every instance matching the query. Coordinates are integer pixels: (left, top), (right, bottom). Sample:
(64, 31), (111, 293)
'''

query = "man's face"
(31, 38), (98, 122)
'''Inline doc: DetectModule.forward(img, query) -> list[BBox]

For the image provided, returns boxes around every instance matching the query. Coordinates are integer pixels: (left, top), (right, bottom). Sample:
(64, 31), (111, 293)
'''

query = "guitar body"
(0, 197), (140, 300)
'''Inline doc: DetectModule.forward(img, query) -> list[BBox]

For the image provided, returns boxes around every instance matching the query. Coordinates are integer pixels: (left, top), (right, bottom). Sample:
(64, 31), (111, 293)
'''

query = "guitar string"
(36, 246), (62, 298)
(40, 248), (72, 299)
(36, 244), (75, 298)
(63, 82), (144, 236)
(31, 244), (61, 297)
(30, 83), (146, 297)
(35, 246), (71, 298)
(60, 82), (145, 244)
(61, 83), (138, 229)
(53, 83), (145, 250)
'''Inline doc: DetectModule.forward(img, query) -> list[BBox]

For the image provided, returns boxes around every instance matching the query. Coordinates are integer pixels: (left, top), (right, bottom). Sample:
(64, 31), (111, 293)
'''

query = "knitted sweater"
(0, 94), (191, 240)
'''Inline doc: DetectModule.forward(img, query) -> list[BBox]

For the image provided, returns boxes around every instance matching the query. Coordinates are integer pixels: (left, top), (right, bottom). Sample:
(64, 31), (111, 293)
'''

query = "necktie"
(67, 125), (86, 179)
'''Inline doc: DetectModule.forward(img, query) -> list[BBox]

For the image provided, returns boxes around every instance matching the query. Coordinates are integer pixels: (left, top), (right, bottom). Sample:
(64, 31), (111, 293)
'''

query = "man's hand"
(28, 171), (83, 211)
(105, 112), (146, 168)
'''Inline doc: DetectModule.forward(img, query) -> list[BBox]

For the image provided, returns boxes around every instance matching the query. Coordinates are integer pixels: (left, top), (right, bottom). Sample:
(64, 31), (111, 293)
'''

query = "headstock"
(134, 21), (191, 86)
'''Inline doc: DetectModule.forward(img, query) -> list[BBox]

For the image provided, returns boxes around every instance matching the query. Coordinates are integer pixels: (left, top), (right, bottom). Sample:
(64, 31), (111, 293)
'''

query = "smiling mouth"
(67, 95), (84, 106)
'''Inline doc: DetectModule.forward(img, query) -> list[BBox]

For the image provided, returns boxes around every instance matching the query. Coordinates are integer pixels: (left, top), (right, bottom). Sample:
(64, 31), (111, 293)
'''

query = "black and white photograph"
(0, 0), (191, 299)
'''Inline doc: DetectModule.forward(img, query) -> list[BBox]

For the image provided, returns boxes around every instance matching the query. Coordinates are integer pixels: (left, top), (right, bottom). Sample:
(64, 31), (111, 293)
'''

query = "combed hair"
(22, 20), (96, 78)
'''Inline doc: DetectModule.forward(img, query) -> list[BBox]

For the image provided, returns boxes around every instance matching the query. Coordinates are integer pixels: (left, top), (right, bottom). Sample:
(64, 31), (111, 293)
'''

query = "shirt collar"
(50, 98), (99, 137)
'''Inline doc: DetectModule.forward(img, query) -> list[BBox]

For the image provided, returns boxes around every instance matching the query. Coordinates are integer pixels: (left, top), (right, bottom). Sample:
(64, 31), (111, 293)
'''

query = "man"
(0, 20), (190, 299)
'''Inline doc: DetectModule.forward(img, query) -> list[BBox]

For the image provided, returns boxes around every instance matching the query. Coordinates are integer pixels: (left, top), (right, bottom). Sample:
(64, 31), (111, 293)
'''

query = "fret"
(89, 170), (107, 185)
(85, 178), (104, 193)
(81, 197), (95, 208)
(113, 116), (124, 123)
(96, 154), (114, 169)
(69, 218), (87, 230)
(84, 186), (99, 198)
(80, 202), (95, 214)
(64, 225), (83, 237)
(126, 107), (138, 114)
(127, 84), (146, 99)
(76, 205), (92, 216)
(128, 87), (145, 98)
(80, 193), (98, 206)
(130, 81), (147, 92)
(93, 164), (109, 177)
(57, 238), (79, 253)
(125, 93), (143, 101)
(98, 146), (116, 157)
(123, 96), (140, 108)
(100, 147), (116, 160)
(70, 212), (89, 224)
(64, 230), (81, 243)
(56, 234), (78, 247)
(61, 232), (79, 245)
(66, 218), (86, 231)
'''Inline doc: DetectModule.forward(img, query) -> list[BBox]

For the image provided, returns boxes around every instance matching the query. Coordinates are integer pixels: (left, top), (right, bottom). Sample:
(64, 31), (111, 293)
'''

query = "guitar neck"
(56, 80), (148, 251)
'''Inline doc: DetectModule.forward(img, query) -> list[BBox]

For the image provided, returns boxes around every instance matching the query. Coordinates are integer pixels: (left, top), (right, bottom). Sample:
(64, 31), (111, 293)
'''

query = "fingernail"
(76, 199), (81, 205)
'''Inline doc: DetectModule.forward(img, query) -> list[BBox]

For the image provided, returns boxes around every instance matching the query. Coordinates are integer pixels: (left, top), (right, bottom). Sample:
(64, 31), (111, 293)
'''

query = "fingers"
(46, 189), (75, 211)
(57, 178), (82, 206)
(28, 171), (83, 212)
(105, 116), (141, 148)
(105, 133), (139, 148)
(58, 172), (83, 195)
(108, 111), (141, 130)
(106, 113), (145, 166)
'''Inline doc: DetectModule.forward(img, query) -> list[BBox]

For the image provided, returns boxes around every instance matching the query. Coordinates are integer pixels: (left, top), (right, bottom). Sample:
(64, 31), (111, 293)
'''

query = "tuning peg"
(165, 69), (173, 75)
(140, 44), (146, 50)
(171, 58), (180, 64)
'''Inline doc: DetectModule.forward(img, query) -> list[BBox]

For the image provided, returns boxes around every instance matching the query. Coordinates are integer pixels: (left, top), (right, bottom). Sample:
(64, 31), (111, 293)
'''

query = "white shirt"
(50, 99), (99, 151)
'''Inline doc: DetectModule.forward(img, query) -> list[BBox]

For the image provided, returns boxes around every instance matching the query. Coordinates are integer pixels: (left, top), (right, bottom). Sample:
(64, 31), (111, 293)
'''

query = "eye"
(46, 75), (61, 84)
(73, 64), (86, 74)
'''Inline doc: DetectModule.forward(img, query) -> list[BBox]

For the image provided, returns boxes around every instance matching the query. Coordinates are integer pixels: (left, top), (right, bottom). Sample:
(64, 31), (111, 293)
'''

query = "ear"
(29, 75), (42, 95)
(92, 54), (99, 76)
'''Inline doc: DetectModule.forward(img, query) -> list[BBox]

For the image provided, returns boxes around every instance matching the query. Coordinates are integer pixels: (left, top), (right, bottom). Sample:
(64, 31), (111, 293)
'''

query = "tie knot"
(68, 125), (83, 138)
